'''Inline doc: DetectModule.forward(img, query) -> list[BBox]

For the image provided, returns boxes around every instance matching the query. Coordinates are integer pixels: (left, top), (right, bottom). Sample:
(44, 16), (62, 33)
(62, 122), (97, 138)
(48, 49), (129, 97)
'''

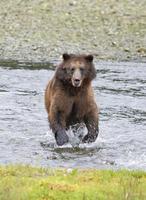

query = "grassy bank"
(0, 0), (146, 62)
(0, 165), (146, 200)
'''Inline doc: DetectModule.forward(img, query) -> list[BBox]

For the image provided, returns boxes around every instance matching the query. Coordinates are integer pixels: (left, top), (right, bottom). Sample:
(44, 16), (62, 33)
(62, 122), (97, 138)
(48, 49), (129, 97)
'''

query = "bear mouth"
(72, 79), (82, 87)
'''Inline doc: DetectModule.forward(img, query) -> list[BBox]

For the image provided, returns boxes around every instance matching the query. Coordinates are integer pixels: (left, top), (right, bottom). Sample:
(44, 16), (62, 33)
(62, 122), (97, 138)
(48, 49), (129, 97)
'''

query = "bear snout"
(72, 68), (82, 87)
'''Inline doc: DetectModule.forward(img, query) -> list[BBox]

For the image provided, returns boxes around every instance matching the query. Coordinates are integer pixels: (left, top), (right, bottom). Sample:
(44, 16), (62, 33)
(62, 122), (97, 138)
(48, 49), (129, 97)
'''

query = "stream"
(0, 61), (146, 169)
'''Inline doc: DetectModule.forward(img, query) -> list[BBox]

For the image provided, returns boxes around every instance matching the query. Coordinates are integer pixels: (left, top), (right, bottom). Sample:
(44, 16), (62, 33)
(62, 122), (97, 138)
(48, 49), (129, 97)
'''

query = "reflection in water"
(0, 61), (146, 169)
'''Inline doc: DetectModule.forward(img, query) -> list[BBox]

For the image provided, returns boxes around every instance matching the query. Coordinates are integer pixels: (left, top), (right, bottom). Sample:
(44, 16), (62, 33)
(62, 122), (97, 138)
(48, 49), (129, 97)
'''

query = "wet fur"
(45, 54), (99, 146)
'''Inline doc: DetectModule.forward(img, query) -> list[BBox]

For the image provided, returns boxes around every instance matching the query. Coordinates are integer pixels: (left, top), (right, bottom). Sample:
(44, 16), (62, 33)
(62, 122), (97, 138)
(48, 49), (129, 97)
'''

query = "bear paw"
(82, 134), (97, 143)
(55, 130), (69, 146)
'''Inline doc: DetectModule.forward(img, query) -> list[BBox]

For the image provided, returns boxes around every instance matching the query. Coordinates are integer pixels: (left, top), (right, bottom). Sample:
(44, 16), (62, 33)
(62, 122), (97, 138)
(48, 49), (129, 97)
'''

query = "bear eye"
(71, 68), (75, 72)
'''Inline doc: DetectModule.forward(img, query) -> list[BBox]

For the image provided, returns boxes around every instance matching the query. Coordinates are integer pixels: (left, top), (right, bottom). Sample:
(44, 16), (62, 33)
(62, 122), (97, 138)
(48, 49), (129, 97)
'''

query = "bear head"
(56, 53), (96, 87)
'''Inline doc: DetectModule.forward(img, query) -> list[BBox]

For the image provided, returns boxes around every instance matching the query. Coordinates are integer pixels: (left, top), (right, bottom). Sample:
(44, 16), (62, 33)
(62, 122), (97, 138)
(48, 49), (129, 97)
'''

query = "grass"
(0, 165), (146, 200)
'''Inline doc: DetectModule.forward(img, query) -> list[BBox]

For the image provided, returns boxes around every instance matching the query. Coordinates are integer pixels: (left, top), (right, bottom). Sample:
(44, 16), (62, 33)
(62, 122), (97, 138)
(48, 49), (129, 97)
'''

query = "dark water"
(0, 61), (146, 169)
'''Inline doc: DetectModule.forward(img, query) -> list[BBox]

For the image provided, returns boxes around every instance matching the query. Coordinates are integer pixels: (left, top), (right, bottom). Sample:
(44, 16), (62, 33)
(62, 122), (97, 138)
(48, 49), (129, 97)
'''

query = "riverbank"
(0, 0), (146, 63)
(0, 165), (146, 200)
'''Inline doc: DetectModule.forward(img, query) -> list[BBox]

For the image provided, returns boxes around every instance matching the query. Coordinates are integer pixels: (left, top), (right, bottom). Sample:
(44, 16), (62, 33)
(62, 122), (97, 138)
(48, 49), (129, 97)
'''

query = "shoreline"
(0, 58), (145, 70)
(0, 0), (146, 63)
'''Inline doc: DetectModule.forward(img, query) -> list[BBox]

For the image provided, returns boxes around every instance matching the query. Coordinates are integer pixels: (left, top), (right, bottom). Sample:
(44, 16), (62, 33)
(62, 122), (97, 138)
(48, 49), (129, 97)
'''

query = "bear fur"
(45, 53), (99, 146)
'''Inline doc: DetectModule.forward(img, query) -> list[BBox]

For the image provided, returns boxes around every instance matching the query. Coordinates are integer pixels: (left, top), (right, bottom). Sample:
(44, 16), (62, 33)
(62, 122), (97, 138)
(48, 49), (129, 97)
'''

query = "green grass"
(0, 165), (146, 200)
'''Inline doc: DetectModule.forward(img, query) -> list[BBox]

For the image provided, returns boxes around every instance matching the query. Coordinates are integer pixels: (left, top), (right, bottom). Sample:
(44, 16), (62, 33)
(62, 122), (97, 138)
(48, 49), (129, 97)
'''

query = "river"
(0, 61), (146, 169)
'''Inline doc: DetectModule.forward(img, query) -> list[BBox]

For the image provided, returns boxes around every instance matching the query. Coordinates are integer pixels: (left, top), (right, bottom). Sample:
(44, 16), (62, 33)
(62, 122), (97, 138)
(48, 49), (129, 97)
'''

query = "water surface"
(0, 61), (146, 169)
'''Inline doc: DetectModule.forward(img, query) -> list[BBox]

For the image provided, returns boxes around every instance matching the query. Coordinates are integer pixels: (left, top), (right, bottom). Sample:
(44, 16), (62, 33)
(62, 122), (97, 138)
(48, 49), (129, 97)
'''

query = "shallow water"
(0, 61), (146, 169)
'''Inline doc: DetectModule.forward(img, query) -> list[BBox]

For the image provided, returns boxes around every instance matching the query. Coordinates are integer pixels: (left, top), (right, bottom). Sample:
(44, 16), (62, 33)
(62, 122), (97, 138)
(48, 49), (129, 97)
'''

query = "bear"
(45, 53), (99, 146)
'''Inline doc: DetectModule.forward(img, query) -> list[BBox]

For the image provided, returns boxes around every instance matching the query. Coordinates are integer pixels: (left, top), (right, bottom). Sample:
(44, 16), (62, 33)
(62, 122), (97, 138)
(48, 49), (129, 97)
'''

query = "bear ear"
(62, 53), (71, 61)
(85, 54), (94, 62)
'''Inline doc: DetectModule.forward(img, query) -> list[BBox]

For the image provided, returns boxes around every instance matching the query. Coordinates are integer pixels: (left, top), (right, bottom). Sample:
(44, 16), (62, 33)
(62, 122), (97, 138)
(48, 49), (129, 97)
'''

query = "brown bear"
(45, 53), (99, 146)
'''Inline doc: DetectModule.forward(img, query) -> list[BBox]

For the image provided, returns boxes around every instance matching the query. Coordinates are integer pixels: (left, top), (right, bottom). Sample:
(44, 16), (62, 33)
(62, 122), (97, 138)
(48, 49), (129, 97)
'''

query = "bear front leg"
(82, 112), (99, 143)
(55, 127), (69, 146)
(49, 110), (69, 146)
